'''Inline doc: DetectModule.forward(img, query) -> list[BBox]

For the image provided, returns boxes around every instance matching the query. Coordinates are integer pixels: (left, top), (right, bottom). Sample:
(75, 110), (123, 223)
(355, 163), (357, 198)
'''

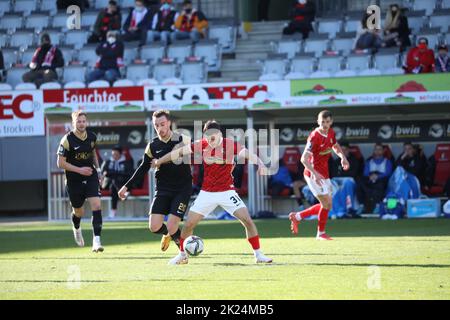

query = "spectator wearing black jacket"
(87, 31), (124, 84)
(383, 4), (411, 50)
(122, 0), (153, 46)
(148, 0), (178, 45)
(435, 45), (450, 73)
(22, 33), (64, 87)
(282, 0), (316, 39)
(395, 142), (427, 186)
(329, 141), (362, 179)
(88, 0), (122, 43)
(100, 146), (133, 218)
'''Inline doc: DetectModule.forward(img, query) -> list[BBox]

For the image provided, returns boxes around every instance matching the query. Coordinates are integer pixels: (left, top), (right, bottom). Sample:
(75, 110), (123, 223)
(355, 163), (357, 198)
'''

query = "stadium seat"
(304, 34), (329, 58)
(40, 0), (58, 14)
(167, 41), (193, 63)
(124, 45), (139, 64)
(383, 145), (394, 162)
(194, 40), (222, 71)
(6, 67), (28, 87)
(1, 48), (20, 68)
(373, 52), (400, 70)
(285, 54), (315, 78)
(59, 46), (76, 64)
(25, 13), (50, 30)
(64, 81), (86, 88)
(0, 1), (11, 17)
(180, 60), (208, 84)
(345, 53), (370, 72)
(95, 0), (111, 9)
(446, 32), (450, 45)
(130, 173), (149, 196)
(153, 60), (178, 84)
(317, 56), (342, 74)
(64, 29), (88, 49)
(126, 64), (151, 83)
(0, 14), (23, 30)
(208, 24), (237, 53)
(113, 79), (135, 87)
(429, 10), (450, 33)
(15, 82), (37, 90)
(140, 44), (166, 64)
(0, 33), (8, 47)
(427, 144), (450, 195)
(317, 19), (342, 39)
(334, 69), (357, 77)
(344, 18), (361, 33)
(413, 0), (437, 15)
(81, 10), (100, 28)
(0, 83), (13, 91)
(77, 45), (99, 67)
(282, 147), (302, 175)
(52, 12), (70, 29)
(136, 78), (158, 86)
(443, 0), (450, 8)
(39, 82), (62, 89)
(10, 29), (35, 48)
(63, 65), (86, 83)
(88, 80), (110, 88)
(332, 33), (356, 56)
(13, 0), (37, 16)
(275, 38), (302, 59)
(309, 70), (331, 79)
(407, 10), (427, 34)
(121, 0), (136, 9)
(259, 55), (288, 81)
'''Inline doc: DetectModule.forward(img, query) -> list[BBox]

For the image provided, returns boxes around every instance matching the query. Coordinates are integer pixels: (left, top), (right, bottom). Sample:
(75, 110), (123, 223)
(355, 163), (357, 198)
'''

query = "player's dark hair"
(203, 120), (221, 133)
(318, 110), (332, 119)
(374, 142), (384, 148)
(152, 109), (171, 121)
(112, 145), (122, 153)
(403, 141), (413, 146)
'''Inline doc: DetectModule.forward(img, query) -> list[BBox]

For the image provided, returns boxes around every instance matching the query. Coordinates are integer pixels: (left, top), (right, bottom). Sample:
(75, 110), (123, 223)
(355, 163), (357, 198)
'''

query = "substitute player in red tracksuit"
(153, 120), (273, 265)
(289, 110), (350, 240)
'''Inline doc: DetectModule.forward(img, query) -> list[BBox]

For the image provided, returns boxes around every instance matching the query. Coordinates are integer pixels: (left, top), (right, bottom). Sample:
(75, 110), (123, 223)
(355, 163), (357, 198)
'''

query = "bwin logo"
(66, 5), (81, 30)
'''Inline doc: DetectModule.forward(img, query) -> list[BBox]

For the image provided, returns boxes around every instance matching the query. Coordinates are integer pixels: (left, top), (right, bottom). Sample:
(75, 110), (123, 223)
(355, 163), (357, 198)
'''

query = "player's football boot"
(92, 236), (104, 252)
(72, 226), (85, 247)
(288, 212), (300, 235)
(316, 233), (333, 241)
(168, 252), (188, 265)
(161, 234), (172, 252)
(255, 253), (273, 264)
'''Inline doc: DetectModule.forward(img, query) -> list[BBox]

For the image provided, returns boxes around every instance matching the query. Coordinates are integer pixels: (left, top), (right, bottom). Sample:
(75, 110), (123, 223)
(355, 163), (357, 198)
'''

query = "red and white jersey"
(191, 138), (243, 192)
(304, 127), (337, 179)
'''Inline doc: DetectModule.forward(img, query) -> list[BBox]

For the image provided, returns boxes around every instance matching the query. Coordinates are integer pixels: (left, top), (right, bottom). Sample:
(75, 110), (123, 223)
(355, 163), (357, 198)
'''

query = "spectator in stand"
(395, 142), (427, 186)
(329, 141), (362, 179)
(172, 0), (208, 42)
(22, 33), (64, 88)
(100, 146), (133, 218)
(354, 12), (385, 51)
(360, 143), (393, 213)
(269, 159), (307, 207)
(404, 37), (435, 74)
(383, 4), (411, 50)
(282, 0), (316, 39)
(87, 31), (124, 84)
(435, 44), (450, 73)
(122, 0), (153, 46)
(149, 0), (178, 45)
(88, 0), (122, 43)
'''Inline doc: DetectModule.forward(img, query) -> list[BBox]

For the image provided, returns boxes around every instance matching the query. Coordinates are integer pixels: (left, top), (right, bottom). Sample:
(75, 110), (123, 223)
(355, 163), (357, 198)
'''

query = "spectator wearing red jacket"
(404, 37), (435, 74)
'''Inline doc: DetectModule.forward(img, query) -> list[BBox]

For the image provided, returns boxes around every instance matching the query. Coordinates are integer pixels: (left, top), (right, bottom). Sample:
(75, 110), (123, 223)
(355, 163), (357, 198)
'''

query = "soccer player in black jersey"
(57, 111), (104, 252)
(118, 110), (192, 251)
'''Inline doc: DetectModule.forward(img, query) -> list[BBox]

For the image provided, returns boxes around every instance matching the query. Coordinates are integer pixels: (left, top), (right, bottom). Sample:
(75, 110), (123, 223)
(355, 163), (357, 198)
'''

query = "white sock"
(94, 235), (101, 242)
(317, 231), (325, 236)
(295, 212), (302, 221)
(253, 249), (262, 256)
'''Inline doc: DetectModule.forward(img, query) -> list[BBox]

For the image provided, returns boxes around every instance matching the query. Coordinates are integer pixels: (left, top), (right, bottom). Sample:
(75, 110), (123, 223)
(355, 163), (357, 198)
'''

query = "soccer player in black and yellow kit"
(57, 111), (104, 252)
(118, 110), (192, 252)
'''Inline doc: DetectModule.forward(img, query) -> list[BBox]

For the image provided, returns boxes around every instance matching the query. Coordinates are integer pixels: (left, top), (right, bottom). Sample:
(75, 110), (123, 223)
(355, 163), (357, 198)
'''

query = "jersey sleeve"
(144, 143), (153, 159)
(304, 133), (316, 154)
(57, 135), (70, 157)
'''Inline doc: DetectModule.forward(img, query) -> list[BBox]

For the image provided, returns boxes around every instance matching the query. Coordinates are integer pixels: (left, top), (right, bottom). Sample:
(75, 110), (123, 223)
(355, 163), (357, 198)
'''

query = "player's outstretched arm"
(118, 154), (151, 200)
(238, 148), (269, 175)
(153, 144), (192, 167)
(57, 155), (92, 176)
(332, 143), (349, 171)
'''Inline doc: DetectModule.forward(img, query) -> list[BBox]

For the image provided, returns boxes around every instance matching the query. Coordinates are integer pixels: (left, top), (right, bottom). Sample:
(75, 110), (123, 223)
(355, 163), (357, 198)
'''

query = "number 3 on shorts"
(230, 195), (242, 206)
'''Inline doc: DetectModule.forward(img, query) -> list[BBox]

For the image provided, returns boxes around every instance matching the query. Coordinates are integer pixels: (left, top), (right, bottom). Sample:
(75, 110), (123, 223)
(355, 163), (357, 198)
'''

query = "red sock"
(247, 235), (260, 250)
(179, 237), (185, 252)
(299, 203), (321, 219)
(318, 207), (329, 232)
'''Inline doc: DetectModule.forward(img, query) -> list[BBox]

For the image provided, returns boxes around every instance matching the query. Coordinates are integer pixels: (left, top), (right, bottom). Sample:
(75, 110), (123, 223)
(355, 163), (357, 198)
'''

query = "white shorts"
(304, 175), (333, 197)
(189, 190), (247, 217)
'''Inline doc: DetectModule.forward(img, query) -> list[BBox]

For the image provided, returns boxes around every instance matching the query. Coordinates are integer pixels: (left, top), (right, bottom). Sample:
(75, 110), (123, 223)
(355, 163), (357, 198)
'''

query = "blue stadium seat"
(6, 67), (28, 87)
(317, 19), (342, 39)
(0, 14), (23, 30)
(126, 64), (150, 83)
(317, 55), (342, 74)
(194, 40), (222, 71)
(167, 41), (193, 63)
(13, 0), (37, 16)
(304, 34), (329, 58)
(180, 60), (208, 84)
(208, 24), (237, 53)
(63, 65), (86, 83)
(153, 60), (178, 84)
(25, 13), (50, 30)
(274, 37), (302, 59)
(140, 44), (166, 64)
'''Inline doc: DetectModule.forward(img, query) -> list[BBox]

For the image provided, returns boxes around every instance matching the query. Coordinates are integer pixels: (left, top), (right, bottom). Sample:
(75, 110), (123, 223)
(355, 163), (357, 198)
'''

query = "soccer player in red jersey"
(153, 120), (273, 265)
(289, 110), (349, 240)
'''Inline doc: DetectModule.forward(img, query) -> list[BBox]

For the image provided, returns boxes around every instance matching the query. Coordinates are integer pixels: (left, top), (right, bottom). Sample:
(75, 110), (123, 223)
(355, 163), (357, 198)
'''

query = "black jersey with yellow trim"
(57, 130), (98, 181)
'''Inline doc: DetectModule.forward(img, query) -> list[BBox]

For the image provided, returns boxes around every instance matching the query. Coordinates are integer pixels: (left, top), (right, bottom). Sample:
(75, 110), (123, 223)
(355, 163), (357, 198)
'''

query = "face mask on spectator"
(107, 37), (116, 44)
(418, 43), (427, 50)
(185, 7), (192, 14)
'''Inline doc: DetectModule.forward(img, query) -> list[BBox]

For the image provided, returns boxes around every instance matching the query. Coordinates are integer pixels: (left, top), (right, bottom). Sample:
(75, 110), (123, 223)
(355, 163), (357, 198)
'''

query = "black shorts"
(150, 184), (192, 219)
(66, 178), (101, 209)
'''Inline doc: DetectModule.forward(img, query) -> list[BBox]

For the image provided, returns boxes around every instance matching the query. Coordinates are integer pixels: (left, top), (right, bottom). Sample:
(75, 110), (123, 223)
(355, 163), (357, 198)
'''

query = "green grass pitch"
(0, 219), (449, 299)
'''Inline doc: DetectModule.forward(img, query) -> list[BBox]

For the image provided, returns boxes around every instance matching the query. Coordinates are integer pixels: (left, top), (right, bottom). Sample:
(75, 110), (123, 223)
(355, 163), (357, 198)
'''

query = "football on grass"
(184, 236), (204, 256)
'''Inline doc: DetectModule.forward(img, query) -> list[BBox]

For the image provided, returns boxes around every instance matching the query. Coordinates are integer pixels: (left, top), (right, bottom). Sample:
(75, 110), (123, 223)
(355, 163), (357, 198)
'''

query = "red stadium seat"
(427, 144), (450, 195)
(349, 145), (363, 160)
(130, 173), (149, 196)
(122, 147), (133, 162)
(383, 145), (394, 162)
(282, 147), (302, 175)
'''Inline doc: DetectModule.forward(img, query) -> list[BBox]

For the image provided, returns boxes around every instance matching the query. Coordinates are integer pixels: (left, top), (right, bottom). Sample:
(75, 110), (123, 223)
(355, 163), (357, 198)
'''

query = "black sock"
(154, 224), (168, 235)
(171, 228), (181, 248)
(72, 213), (81, 230)
(296, 198), (303, 206)
(92, 210), (102, 237)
